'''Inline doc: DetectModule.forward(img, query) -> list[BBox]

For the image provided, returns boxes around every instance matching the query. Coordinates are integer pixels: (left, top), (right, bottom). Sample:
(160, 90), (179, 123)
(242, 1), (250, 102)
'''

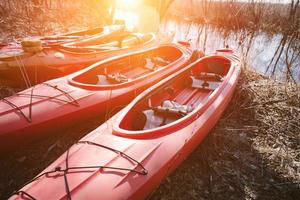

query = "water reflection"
(161, 20), (300, 83)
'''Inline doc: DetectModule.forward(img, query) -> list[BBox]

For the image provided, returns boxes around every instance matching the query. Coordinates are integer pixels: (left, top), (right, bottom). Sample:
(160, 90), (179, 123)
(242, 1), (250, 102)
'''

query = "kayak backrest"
(191, 57), (231, 76)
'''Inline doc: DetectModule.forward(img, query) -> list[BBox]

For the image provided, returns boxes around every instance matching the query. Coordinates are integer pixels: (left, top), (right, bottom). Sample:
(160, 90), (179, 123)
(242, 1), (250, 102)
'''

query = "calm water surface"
(162, 20), (300, 82)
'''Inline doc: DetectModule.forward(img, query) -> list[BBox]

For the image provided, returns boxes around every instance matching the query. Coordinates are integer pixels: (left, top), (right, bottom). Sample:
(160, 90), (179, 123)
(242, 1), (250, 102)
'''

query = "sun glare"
(114, 0), (159, 32)
(117, 0), (138, 8)
(115, 0), (139, 31)
(114, 10), (138, 31)
(119, 0), (137, 4)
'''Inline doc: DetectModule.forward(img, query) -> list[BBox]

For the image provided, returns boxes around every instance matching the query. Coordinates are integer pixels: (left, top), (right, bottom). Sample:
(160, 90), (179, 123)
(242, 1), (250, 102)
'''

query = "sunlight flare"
(119, 0), (137, 5)
(114, 0), (159, 32)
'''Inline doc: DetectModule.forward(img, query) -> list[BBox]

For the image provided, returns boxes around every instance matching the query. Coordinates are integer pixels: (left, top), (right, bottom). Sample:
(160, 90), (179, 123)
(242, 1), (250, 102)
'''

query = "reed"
(164, 0), (300, 82)
(0, 0), (112, 40)
(166, 0), (300, 35)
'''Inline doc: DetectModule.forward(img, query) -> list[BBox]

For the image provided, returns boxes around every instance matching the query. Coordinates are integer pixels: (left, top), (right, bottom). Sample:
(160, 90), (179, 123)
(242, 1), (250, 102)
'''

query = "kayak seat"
(187, 72), (224, 91)
(144, 58), (158, 71)
(106, 73), (129, 83)
(133, 100), (193, 130)
(144, 56), (171, 71)
(207, 60), (226, 75)
(80, 73), (129, 85)
(153, 100), (193, 116)
(152, 56), (171, 66)
(196, 72), (223, 82)
(96, 75), (111, 85)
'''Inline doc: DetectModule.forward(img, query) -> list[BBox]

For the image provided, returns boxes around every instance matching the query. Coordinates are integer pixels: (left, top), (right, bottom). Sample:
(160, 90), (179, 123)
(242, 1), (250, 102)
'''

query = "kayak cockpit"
(69, 46), (183, 89)
(114, 56), (232, 136)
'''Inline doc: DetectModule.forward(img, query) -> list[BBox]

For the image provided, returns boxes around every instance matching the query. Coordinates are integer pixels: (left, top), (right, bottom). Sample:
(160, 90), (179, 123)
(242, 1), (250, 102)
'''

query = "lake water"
(161, 20), (300, 83)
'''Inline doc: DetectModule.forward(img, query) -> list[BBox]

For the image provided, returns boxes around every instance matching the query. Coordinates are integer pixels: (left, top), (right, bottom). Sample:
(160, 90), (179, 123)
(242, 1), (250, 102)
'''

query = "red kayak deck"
(0, 44), (193, 150)
(9, 50), (240, 200)
(0, 32), (159, 84)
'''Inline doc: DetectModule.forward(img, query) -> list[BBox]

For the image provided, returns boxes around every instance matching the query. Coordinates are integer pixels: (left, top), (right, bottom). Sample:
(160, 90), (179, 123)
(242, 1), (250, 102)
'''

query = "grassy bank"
(0, 68), (299, 199)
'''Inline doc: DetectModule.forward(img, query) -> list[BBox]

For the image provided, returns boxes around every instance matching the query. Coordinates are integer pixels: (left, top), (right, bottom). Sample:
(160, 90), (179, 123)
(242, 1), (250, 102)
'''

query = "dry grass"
(167, 0), (300, 35)
(0, 1), (109, 42)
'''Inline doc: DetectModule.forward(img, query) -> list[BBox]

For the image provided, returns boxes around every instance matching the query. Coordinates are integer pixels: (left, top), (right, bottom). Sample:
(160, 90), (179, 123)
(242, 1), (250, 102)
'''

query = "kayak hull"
(0, 33), (160, 86)
(9, 50), (240, 200)
(0, 44), (193, 151)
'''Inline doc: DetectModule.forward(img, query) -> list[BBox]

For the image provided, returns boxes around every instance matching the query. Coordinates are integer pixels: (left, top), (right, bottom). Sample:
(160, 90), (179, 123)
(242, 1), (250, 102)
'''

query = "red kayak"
(41, 26), (124, 47)
(9, 49), (240, 200)
(0, 25), (124, 49)
(0, 32), (161, 85)
(0, 44), (193, 150)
